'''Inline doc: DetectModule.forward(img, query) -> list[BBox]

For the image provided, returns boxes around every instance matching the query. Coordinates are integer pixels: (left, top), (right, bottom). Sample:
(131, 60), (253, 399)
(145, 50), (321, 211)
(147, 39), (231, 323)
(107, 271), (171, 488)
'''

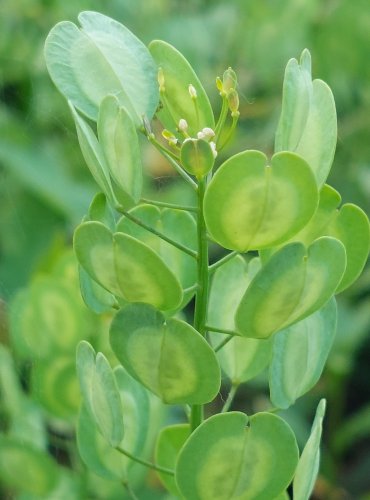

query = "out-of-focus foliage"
(0, 0), (369, 498)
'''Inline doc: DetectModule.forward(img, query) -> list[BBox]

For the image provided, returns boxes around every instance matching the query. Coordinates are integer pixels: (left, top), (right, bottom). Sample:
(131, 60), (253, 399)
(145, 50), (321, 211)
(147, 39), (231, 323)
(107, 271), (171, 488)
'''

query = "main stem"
(190, 178), (209, 432)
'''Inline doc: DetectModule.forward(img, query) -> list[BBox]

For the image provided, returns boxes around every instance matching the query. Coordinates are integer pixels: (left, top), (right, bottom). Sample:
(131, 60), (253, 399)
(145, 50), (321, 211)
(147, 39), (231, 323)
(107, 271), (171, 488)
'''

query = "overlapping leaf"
(149, 40), (214, 135)
(176, 412), (299, 500)
(269, 299), (337, 409)
(74, 221), (183, 311)
(45, 11), (159, 124)
(110, 303), (220, 404)
(208, 256), (272, 383)
(204, 150), (318, 252)
(236, 237), (346, 338)
(275, 49), (337, 187)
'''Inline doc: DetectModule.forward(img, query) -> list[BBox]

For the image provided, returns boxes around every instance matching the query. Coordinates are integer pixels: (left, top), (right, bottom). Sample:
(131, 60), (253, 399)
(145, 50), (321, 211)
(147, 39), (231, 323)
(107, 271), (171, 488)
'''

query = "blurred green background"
(0, 0), (370, 498)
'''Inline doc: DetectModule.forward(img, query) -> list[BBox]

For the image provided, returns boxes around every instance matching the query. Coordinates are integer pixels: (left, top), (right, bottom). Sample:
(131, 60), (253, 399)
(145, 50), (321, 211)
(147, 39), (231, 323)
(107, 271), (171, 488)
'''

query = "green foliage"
(1, 2), (370, 499)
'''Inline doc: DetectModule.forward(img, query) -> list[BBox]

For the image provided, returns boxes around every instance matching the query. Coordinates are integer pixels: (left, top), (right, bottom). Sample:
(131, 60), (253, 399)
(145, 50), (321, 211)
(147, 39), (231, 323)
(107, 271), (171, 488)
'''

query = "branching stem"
(209, 251), (238, 273)
(221, 384), (239, 413)
(116, 446), (175, 476)
(140, 198), (197, 212)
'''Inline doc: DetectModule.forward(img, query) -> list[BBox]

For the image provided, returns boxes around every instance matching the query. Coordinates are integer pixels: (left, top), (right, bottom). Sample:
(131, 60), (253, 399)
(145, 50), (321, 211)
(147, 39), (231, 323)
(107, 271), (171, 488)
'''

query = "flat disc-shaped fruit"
(204, 150), (318, 251)
(269, 299), (337, 409)
(236, 237), (346, 338)
(109, 303), (220, 404)
(175, 412), (299, 500)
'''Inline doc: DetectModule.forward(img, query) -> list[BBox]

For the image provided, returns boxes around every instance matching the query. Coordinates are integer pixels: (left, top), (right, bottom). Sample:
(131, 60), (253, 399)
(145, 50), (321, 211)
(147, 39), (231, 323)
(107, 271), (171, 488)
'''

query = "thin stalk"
(215, 95), (228, 139)
(221, 384), (239, 413)
(205, 326), (238, 336)
(140, 198), (198, 213)
(116, 446), (175, 476)
(209, 251), (238, 274)
(123, 482), (139, 500)
(116, 208), (197, 259)
(214, 334), (234, 353)
(217, 113), (240, 152)
(190, 177), (209, 432)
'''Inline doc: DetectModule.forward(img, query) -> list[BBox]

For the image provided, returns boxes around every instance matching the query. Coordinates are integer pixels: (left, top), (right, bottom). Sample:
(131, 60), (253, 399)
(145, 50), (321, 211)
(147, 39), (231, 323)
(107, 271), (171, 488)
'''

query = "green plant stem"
(214, 334), (235, 352)
(205, 325), (238, 335)
(140, 198), (198, 213)
(190, 177), (209, 432)
(215, 95), (228, 139)
(116, 207), (197, 259)
(123, 482), (139, 500)
(218, 112), (240, 152)
(221, 383), (239, 413)
(209, 251), (238, 273)
(116, 446), (175, 476)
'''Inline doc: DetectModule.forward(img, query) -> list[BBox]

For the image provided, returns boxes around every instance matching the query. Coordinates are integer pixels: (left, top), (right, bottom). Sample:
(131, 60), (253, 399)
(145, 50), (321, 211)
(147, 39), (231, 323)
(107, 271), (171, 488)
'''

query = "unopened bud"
(216, 76), (223, 93)
(188, 84), (197, 99)
(209, 141), (218, 159)
(178, 119), (189, 134)
(223, 67), (237, 93)
(227, 89), (239, 115)
(180, 138), (215, 179)
(162, 129), (178, 146)
(158, 67), (165, 92)
(197, 127), (215, 141)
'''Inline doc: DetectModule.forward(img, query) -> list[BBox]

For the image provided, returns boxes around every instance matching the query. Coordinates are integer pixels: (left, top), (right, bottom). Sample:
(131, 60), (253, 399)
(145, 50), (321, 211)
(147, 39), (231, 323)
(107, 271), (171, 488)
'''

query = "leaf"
(116, 204), (197, 305)
(45, 11), (159, 124)
(149, 40), (215, 135)
(269, 299), (337, 409)
(69, 103), (114, 202)
(204, 150), (318, 251)
(109, 303), (221, 404)
(114, 232), (183, 311)
(262, 185), (370, 292)
(175, 412), (299, 500)
(293, 399), (326, 500)
(0, 437), (59, 496)
(155, 424), (190, 496)
(76, 341), (124, 447)
(236, 237), (346, 339)
(79, 266), (118, 314)
(77, 403), (126, 480)
(208, 256), (272, 383)
(98, 95), (143, 208)
(74, 221), (122, 297)
(275, 49), (337, 187)
(88, 192), (116, 231)
(74, 221), (183, 310)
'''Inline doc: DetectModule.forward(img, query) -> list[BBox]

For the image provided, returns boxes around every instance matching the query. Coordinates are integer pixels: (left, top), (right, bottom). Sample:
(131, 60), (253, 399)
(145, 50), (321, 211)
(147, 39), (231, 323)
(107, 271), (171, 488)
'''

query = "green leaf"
(269, 299), (337, 409)
(204, 150), (318, 251)
(69, 103), (115, 203)
(77, 403), (126, 480)
(149, 40), (215, 135)
(155, 424), (190, 496)
(208, 256), (272, 383)
(236, 237), (346, 338)
(114, 232), (183, 311)
(98, 95), (143, 208)
(116, 204), (196, 306)
(293, 399), (326, 500)
(74, 222), (122, 297)
(88, 192), (116, 231)
(0, 437), (59, 496)
(262, 185), (370, 292)
(176, 412), (299, 500)
(109, 303), (221, 404)
(31, 356), (80, 419)
(275, 49), (337, 187)
(79, 266), (118, 314)
(45, 11), (159, 124)
(76, 341), (124, 447)
(180, 138), (215, 178)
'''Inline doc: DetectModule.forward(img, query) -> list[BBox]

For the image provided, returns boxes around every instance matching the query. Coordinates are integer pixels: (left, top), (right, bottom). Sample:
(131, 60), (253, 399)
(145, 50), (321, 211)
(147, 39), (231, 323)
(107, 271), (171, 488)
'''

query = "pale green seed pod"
(180, 138), (215, 179)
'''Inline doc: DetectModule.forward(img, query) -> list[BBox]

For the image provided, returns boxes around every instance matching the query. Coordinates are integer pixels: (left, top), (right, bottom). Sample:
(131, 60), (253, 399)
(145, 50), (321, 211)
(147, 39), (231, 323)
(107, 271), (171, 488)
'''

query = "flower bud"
(223, 67), (237, 93)
(227, 89), (239, 116)
(178, 118), (189, 134)
(197, 127), (215, 141)
(162, 129), (178, 146)
(188, 84), (197, 99)
(180, 138), (215, 179)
